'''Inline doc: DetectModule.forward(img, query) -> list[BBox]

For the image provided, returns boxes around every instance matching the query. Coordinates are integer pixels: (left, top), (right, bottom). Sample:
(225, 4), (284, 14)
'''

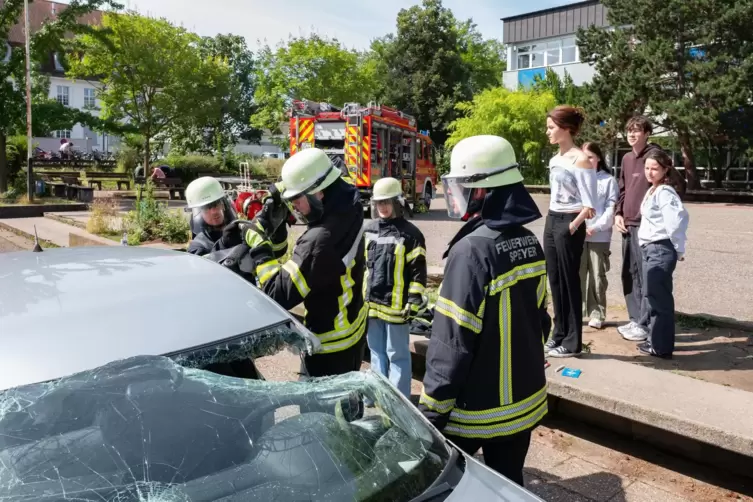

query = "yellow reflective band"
(500, 288), (513, 405)
(444, 400), (548, 438)
(368, 308), (404, 324)
(245, 230), (270, 249)
(489, 261), (546, 295)
(537, 275), (547, 307)
(272, 239), (288, 252)
(318, 310), (367, 353)
(282, 261), (310, 298)
(255, 260), (281, 286)
(406, 246), (426, 262)
(435, 296), (482, 334)
(335, 259), (356, 331)
(449, 386), (548, 424)
(419, 391), (456, 414)
(391, 242), (406, 311)
(408, 282), (425, 295)
(318, 302), (368, 343)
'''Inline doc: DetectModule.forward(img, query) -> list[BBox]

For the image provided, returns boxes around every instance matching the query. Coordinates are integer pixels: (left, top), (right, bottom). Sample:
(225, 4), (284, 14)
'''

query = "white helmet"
(186, 177), (225, 209)
(370, 177), (405, 220)
(280, 148), (341, 224)
(441, 135), (524, 219)
(280, 148), (341, 200)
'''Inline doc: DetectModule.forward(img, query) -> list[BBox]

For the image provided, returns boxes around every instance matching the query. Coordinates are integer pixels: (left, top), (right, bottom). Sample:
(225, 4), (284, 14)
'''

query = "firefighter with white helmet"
(363, 177), (427, 401)
(185, 176), (237, 256)
(240, 147), (367, 377)
(418, 135), (551, 486)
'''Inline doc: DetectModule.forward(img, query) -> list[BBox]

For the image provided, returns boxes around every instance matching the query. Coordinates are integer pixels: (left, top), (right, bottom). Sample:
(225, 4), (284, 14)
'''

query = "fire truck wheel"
(423, 184), (433, 209)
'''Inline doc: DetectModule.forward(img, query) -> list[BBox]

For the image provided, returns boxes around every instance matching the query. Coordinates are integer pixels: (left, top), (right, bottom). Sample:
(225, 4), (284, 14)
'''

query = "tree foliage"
(456, 20), (507, 93)
(447, 87), (556, 180)
(68, 11), (232, 174)
(0, 0), (121, 192)
(578, 0), (753, 188)
(250, 34), (376, 135)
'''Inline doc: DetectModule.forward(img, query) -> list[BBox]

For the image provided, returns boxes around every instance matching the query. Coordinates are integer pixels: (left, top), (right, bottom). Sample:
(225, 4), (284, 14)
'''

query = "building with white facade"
(501, 0), (609, 90)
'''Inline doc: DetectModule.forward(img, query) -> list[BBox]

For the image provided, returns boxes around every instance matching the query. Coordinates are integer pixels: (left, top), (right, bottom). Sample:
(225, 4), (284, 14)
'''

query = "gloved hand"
(219, 220), (251, 248)
(241, 218), (271, 249)
(401, 305), (412, 322)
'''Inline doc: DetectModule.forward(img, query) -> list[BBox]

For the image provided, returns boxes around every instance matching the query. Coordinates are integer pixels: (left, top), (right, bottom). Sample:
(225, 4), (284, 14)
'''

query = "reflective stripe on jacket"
(419, 219), (550, 440)
(363, 218), (427, 324)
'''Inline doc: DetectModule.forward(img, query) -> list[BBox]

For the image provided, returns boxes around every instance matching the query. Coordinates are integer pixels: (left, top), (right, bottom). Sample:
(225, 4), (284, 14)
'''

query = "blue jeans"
(640, 240), (678, 356)
(367, 318), (412, 399)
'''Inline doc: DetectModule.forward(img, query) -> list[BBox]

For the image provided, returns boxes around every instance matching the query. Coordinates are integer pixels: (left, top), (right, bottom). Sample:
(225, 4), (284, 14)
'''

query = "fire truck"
(288, 99), (438, 211)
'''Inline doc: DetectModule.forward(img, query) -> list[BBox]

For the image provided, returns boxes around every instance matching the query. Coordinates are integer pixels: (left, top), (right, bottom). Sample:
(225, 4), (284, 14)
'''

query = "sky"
(114, 0), (575, 50)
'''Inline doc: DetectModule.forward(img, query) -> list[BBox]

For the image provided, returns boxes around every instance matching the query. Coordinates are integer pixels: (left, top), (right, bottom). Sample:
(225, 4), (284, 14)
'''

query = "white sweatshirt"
(585, 170), (618, 243)
(548, 154), (598, 213)
(638, 185), (689, 256)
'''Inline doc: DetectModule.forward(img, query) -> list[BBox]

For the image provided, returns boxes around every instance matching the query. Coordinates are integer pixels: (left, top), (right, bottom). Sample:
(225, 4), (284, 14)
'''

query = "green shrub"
(165, 154), (225, 182)
(116, 145), (141, 174)
(123, 181), (190, 245)
(87, 198), (121, 236)
(243, 158), (284, 179)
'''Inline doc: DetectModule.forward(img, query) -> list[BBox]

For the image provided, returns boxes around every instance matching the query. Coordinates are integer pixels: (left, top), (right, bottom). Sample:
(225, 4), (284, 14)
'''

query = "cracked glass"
(0, 327), (449, 501)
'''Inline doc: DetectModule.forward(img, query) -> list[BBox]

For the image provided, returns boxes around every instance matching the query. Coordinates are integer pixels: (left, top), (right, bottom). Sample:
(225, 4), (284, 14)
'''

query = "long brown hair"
(645, 149), (686, 197)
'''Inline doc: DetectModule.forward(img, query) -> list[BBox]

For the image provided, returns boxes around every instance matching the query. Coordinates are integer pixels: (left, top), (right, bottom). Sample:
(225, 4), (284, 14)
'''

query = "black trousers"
(544, 211), (586, 353)
(621, 226), (648, 325)
(641, 240), (677, 356)
(448, 430), (532, 487)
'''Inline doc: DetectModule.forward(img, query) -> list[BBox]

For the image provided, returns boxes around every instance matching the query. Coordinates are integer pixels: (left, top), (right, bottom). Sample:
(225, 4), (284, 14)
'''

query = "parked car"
(0, 247), (543, 501)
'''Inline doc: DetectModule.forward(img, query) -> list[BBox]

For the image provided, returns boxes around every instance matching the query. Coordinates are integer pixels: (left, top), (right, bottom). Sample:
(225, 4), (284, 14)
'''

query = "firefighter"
(418, 135), (550, 486)
(185, 176), (237, 256)
(240, 148), (367, 376)
(363, 177), (427, 400)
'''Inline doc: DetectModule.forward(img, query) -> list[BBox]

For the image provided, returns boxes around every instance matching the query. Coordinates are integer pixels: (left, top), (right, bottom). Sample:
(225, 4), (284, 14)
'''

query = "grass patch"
(676, 313), (715, 330)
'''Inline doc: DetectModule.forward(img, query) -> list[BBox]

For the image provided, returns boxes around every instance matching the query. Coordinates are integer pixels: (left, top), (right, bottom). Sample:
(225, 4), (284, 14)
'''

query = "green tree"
(170, 34), (261, 155)
(456, 19), (507, 93)
(250, 34), (376, 135)
(446, 87), (556, 181)
(0, 0), (120, 192)
(378, 0), (472, 148)
(578, 0), (753, 189)
(68, 12), (232, 175)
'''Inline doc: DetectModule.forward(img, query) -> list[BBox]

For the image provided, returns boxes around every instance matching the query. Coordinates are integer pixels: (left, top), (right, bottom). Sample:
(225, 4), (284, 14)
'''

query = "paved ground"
(254, 350), (753, 502)
(0, 229), (32, 252)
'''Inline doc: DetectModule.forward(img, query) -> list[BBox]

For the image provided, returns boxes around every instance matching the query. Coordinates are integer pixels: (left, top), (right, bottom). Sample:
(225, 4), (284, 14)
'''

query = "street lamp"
(23, 0), (34, 201)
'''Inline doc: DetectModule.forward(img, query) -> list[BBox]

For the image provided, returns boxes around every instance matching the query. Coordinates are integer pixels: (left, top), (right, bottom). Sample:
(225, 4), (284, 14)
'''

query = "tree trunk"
(0, 133), (7, 194)
(143, 137), (151, 179)
(678, 133), (701, 190)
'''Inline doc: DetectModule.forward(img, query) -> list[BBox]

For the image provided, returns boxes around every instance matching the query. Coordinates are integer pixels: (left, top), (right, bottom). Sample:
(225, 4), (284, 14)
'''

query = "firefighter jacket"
(247, 178), (367, 354)
(419, 183), (550, 441)
(363, 217), (427, 324)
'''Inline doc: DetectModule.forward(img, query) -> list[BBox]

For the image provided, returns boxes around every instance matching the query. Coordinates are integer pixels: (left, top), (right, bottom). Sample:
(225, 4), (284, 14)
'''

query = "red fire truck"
(288, 99), (438, 211)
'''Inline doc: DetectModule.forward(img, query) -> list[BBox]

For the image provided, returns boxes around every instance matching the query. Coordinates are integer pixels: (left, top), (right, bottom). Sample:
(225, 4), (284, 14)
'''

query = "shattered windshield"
(0, 349), (450, 500)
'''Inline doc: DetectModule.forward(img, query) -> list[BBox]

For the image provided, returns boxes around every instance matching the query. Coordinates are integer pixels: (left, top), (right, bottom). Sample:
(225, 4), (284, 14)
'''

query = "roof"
(6, 0), (103, 44)
(0, 246), (292, 391)
(500, 0), (601, 22)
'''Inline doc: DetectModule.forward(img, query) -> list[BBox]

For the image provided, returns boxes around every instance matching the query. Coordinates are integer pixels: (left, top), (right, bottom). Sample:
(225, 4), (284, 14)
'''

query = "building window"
(84, 88), (96, 108)
(517, 37), (579, 69)
(54, 130), (72, 139)
(56, 85), (69, 105)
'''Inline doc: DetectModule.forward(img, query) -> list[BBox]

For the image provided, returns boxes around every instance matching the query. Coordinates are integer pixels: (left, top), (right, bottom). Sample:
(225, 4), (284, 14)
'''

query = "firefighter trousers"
(447, 430), (532, 487)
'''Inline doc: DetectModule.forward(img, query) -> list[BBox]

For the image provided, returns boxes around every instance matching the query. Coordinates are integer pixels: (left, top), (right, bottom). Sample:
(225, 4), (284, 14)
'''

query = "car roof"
(0, 246), (291, 391)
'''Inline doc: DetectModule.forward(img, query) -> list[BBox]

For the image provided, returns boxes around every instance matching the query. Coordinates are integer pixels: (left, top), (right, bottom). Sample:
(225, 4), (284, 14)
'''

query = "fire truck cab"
(288, 99), (437, 211)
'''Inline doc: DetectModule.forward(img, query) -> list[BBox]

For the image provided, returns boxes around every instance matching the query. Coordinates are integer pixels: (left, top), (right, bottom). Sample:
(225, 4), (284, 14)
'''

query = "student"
(363, 177), (427, 400)
(636, 149), (689, 359)
(615, 116), (663, 341)
(543, 106), (597, 358)
(579, 142), (618, 329)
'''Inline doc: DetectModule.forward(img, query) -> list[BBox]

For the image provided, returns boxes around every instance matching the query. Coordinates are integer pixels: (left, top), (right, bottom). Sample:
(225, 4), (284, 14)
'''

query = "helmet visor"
(441, 177), (473, 219)
(370, 197), (404, 220)
(284, 194), (324, 225)
(191, 197), (235, 233)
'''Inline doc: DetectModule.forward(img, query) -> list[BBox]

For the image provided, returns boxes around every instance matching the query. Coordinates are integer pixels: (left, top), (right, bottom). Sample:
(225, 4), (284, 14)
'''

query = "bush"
(123, 181), (190, 245)
(165, 155), (224, 182)
(116, 145), (141, 174)
(243, 158), (284, 178)
(87, 198), (122, 236)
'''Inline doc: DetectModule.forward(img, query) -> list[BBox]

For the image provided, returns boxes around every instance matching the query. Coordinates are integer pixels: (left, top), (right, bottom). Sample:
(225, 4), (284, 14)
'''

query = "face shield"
(283, 165), (339, 225)
(190, 196), (236, 237)
(370, 196), (404, 220)
(441, 177), (475, 219)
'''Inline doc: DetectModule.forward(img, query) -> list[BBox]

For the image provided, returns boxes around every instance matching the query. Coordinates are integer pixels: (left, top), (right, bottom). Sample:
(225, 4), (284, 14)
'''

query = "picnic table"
(86, 172), (131, 191)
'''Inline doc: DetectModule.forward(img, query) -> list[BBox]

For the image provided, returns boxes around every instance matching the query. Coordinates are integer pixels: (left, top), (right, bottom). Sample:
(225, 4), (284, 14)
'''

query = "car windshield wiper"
(410, 445), (461, 502)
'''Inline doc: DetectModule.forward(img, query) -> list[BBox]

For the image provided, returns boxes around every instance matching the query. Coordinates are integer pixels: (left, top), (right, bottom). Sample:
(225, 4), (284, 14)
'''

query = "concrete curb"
(0, 203), (88, 219)
(0, 222), (60, 248)
(426, 271), (752, 334)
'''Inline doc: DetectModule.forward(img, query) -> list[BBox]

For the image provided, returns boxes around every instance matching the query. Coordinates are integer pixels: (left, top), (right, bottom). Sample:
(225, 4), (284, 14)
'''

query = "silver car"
(0, 246), (543, 502)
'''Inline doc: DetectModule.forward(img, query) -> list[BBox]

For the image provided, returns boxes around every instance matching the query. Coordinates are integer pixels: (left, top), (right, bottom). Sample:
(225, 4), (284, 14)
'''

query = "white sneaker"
(588, 318), (603, 329)
(621, 325), (648, 341)
(617, 321), (637, 336)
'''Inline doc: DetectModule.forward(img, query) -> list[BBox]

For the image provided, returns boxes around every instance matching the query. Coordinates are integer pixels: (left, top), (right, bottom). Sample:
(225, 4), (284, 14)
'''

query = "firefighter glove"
(242, 219), (271, 249)
(219, 220), (246, 248)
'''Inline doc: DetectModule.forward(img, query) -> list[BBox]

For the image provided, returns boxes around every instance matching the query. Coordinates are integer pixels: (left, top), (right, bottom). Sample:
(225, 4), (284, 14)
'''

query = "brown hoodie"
(616, 142), (662, 227)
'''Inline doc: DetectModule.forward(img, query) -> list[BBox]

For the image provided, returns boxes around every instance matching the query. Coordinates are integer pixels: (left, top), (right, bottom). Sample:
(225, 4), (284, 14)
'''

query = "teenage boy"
(615, 116), (661, 341)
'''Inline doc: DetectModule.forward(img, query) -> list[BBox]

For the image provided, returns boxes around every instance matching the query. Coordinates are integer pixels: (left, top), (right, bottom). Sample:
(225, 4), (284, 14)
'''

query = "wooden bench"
(139, 177), (186, 200)
(86, 172), (131, 191)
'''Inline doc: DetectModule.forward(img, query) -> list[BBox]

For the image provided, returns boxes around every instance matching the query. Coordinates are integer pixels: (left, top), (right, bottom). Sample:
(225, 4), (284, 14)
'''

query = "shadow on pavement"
(525, 468), (627, 502)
